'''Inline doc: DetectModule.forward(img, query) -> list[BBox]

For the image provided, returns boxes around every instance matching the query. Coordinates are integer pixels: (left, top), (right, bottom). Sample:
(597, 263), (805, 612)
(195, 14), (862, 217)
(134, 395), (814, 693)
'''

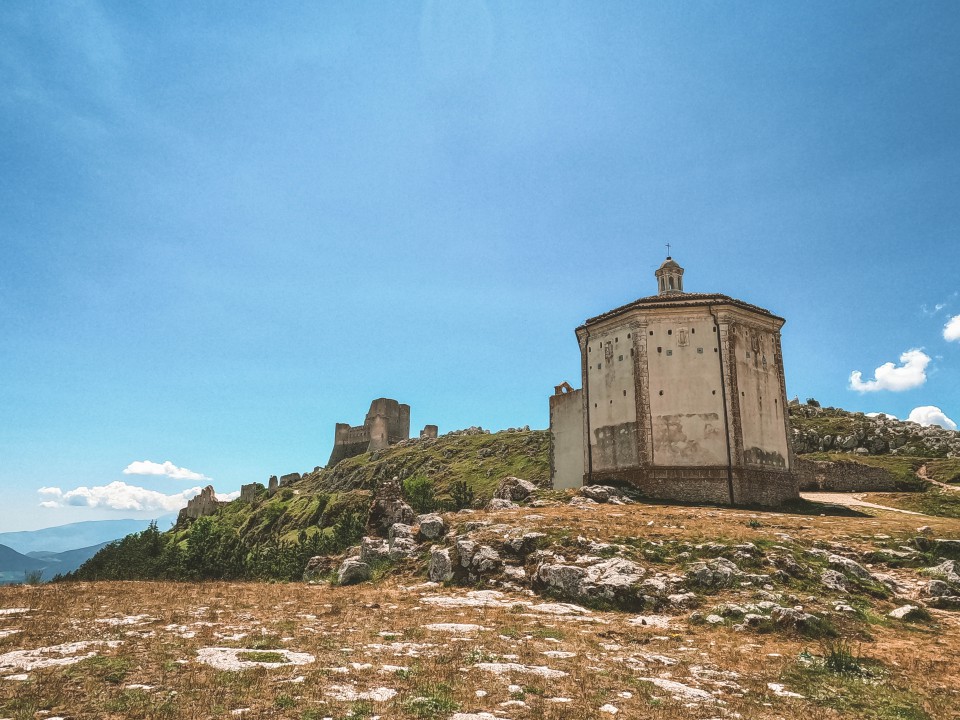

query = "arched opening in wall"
(669, 277), (674, 289)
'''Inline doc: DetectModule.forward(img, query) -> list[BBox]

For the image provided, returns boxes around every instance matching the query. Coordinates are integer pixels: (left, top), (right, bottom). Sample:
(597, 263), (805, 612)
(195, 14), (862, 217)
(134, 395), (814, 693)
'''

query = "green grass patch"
(238, 650), (289, 664)
(783, 648), (930, 720)
(867, 488), (960, 519)
(402, 682), (459, 718)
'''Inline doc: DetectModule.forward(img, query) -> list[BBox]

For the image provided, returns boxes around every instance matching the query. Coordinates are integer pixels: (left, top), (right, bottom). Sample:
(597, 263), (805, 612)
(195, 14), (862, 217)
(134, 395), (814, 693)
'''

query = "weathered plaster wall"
(731, 321), (790, 470)
(646, 312), (727, 467)
(583, 323), (638, 471)
(550, 388), (584, 490)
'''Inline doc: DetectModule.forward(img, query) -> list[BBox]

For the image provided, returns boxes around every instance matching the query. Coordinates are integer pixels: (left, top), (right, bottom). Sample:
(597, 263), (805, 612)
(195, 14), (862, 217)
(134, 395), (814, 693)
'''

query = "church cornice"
(578, 292), (784, 330)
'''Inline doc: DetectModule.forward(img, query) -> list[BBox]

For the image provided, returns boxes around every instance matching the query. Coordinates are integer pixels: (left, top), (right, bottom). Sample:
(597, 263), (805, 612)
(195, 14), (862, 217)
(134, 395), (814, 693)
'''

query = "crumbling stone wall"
(177, 485), (226, 523)
(327, 398), (434, 467)
(795, 458), (896, 492)
(240, 482), (265, 502)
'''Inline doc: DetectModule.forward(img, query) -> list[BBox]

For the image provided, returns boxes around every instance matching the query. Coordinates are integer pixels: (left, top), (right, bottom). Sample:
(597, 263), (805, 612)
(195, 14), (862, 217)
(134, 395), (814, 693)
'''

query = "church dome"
(659, 257), (681, 270)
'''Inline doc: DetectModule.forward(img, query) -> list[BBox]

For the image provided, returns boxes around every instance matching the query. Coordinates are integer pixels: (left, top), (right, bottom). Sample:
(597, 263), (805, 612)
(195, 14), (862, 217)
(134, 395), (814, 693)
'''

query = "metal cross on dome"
(665, 242), (671, 257)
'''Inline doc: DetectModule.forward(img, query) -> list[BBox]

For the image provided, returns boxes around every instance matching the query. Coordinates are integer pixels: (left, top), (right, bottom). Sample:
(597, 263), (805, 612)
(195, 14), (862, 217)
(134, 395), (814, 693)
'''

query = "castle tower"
(549, 254), (798, 506)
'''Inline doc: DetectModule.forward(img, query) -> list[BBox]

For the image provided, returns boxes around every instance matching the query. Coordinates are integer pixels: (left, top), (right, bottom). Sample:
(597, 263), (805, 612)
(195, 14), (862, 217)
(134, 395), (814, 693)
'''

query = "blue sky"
(1, 2), (958, 531)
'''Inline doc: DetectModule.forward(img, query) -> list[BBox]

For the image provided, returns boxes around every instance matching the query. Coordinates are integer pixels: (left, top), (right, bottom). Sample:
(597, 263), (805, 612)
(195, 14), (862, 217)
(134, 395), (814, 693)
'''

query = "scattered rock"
(820, 569), (849, 593)
(494, 476), (537, 502)
(486, 498), (517, 511)
(417, 514), (447, 541)
(366, 477), (415, 535)
(686, 558), (740, 588)
(428, 547), (457, 583)
(337, 558), (372, 586)
(360, 537), (390, 564)
(534, 557), (646, 607)
(828, 554), (873, 581)
(889, 605), (926, 621)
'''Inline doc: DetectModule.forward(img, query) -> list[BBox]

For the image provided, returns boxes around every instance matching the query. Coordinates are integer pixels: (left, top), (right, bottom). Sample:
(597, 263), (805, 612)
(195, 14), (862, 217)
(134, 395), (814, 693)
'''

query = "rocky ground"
(3, 486), (960, 720)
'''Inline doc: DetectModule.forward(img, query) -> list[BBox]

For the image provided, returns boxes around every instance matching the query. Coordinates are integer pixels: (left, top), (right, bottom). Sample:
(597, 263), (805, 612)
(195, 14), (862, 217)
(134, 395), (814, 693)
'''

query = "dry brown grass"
(1, 499), (959, 719)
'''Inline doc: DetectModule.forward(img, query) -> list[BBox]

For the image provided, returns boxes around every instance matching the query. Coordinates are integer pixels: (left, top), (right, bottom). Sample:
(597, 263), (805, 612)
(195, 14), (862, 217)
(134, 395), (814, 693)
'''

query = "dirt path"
(800, 491), (927, 515)
(919, 463), (960, 492)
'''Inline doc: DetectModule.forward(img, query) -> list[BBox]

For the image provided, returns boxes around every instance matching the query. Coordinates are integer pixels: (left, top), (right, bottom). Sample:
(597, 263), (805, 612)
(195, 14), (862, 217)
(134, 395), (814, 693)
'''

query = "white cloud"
(849, 349), (931, 393)
(865, 412), (898, 420)
(37, 481), (207, 512)
(907, 406), (957, 431)
(944, 315), (960, 342)
(123, 460), (210, 481)
(218, 490), (241, 502)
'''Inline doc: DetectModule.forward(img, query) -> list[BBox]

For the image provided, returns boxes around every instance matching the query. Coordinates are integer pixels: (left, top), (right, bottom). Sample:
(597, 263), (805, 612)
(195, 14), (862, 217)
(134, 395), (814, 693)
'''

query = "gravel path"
(800, 492), (927, 515)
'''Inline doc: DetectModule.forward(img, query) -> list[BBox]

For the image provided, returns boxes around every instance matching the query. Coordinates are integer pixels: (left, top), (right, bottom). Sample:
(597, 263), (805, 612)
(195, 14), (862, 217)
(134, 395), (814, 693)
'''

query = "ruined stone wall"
(177, 485), (226, 523)
(239, 482), (265, 503)
(795, 459), (896, 492)
(550, 387), (584, 490)
(327, 398), (418, 468)
(420, 425), (438, 439)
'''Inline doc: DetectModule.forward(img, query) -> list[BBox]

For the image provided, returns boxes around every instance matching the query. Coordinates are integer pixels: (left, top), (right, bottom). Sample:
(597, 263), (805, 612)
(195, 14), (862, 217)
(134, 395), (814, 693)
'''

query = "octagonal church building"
(550, 255), (798, 506)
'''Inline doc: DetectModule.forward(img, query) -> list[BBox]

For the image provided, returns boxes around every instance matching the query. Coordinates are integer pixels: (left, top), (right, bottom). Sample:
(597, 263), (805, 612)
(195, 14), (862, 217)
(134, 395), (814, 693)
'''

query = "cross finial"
(665, 242), (671, 258)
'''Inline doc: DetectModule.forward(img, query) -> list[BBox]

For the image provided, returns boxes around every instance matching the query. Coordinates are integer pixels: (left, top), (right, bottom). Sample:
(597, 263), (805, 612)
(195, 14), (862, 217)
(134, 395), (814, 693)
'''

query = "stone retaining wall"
(796, 458), (897, 492)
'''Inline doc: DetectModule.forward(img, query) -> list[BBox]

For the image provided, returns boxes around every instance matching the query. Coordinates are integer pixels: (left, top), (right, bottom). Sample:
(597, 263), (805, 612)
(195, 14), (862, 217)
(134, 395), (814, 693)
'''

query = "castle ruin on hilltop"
(550, 255), (799, 506)
(326, 397), (437, 467)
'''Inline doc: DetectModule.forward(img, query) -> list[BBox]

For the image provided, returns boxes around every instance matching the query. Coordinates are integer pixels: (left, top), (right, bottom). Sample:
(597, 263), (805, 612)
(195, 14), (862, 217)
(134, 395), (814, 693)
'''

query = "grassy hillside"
(67, 430), (549, 582)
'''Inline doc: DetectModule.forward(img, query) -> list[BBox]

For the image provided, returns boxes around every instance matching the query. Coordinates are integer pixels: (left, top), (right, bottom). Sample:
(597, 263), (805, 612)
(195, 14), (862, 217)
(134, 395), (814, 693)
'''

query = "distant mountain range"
(0, 516), (176, 584)
(0, 541), (113, 584)
(0, 516), (174, 555)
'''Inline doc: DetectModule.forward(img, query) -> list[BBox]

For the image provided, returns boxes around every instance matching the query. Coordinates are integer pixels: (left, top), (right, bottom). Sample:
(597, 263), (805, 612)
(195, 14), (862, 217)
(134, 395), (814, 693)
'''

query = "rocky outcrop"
(337, 558), (371, 585)
(790, 404), (960, 457)
(493, 477), (536, 502)
(366, 477), (415, 535)
(534, 557), (646, 608)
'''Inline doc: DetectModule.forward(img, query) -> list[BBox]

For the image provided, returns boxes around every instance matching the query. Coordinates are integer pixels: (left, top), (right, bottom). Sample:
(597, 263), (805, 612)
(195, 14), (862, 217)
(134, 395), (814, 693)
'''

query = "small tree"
(403, 475), (437, 514)
(450, 480), (475, 510)
(806, 398), (821, 408)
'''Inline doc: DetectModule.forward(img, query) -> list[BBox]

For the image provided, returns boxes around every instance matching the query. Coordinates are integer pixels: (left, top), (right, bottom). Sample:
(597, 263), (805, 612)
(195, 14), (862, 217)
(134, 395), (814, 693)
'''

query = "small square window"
(666, 349), (673, 356)
(618, 355), (623, 361)
(697, 347), (703, 354)
(691, 328), (695, 334)
(657, 347), (662, 353)
(627, 333), (631, 338)
(649, 330), (654, 336)
(598, 362), (602, 369)
(668, 329), (672, 335)
(623, 390), (627, 396)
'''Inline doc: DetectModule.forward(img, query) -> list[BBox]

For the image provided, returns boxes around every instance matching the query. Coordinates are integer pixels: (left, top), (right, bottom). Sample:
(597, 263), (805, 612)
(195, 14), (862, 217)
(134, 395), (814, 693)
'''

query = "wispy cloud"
(37, 482), (214, 512)
(944, 315), (960, 342)
(849, 349), (930, 393)
(907, 406), (957, 431)
(123, 460), (210, 481)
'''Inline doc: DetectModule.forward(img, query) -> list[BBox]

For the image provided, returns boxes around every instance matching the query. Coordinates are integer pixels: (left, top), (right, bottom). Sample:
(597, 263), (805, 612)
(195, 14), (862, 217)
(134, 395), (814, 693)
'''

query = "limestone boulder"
(486, 498), (517, 511)
(359, 537), (390, 564)
(504, 532), (546, 557)
(337, 558), (371, 586)
(686, 558), (740, 588)
(493, 477), (537, 502)
(534, 557), (646, 608)
(471, 546), (503, 574)
(579, 485), (631, 504)
(828, 554), (873, 581)
(820, 569), (849, 593)
(417, 514), (447, 541)
(428, 546), (457, 583)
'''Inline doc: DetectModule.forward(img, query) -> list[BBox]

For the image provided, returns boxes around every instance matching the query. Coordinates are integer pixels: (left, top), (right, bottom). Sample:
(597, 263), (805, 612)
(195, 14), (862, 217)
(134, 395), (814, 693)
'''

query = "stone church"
(550, 256), (798, 506)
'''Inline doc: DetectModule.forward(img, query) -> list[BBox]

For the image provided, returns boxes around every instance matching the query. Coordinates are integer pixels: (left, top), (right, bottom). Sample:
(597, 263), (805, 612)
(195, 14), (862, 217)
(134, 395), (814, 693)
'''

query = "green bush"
(403, 475), (438, 513)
